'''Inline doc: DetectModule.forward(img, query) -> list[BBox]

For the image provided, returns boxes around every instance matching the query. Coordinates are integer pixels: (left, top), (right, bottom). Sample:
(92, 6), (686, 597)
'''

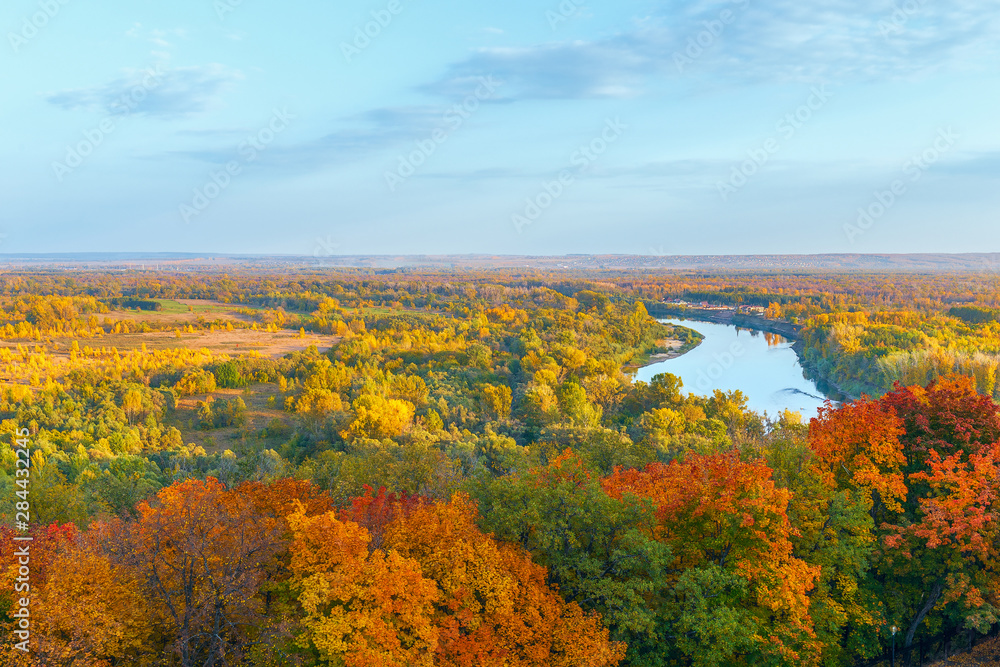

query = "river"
(635, 318), (836, 420)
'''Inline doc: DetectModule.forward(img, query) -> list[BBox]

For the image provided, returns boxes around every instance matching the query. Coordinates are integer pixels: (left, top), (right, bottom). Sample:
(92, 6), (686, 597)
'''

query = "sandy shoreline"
(630, 338), (690, 369)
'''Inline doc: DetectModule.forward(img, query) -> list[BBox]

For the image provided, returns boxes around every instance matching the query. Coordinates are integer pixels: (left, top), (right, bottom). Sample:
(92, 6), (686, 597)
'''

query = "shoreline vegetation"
(625, 321), (704, 371)
(642, 303), (864, 402)
(636, 312), (855, 415)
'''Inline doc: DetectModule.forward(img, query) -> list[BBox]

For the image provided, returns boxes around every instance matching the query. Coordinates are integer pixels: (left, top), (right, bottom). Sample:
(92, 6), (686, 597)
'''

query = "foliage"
(1, 268), (999, 664)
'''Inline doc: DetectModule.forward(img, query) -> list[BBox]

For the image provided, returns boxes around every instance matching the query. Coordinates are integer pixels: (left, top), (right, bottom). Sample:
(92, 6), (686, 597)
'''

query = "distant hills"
(1, 252), (999, 272)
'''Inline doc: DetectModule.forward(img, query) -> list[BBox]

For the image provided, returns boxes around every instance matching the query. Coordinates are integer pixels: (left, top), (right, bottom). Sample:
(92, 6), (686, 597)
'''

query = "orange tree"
(0, 523), (79, 664)
(754, 420), (884, 666)
(288, 492), (624, 667)
(810, 376), (1000, 658)
(25, 523), (159, 667)
(603, 452), (821, 667)
(124, 477), (287, 667)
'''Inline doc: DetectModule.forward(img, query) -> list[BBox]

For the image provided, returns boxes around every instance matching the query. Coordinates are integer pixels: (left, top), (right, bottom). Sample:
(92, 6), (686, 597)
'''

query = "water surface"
(635, 319), (834, 419)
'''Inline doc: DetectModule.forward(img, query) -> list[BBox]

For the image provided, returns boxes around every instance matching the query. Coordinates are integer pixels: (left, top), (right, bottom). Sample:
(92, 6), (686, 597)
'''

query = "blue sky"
(2, 0), (999, 256)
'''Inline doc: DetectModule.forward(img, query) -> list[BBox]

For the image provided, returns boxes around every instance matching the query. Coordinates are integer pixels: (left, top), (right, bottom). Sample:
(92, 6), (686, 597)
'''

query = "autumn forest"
(2, 264), (1000, 666)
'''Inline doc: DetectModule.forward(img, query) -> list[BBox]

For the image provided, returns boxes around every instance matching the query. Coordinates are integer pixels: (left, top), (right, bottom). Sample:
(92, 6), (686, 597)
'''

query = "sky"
(1, 0), (999, 257)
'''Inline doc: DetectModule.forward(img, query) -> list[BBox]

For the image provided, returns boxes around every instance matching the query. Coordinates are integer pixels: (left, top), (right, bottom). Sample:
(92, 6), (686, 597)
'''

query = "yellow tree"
(341, 394), (415, 441)
(287, 505), (440, 667)
(30, 524), (158, 666)
(385, 494), (625, 667)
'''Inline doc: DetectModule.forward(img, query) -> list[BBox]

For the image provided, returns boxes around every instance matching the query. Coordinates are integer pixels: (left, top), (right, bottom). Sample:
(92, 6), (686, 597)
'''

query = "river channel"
(635, 318), (836, 419)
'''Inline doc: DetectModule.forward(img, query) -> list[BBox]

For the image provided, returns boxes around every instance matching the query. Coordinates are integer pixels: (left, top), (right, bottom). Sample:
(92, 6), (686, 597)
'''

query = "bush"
(175, 369), (217, 396)
(214, 361), (246, 389)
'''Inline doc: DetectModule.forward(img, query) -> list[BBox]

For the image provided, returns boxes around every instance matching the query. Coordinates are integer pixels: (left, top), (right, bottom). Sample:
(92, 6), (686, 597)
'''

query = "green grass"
(360, 306), (442, 318)
(152, 299), (230, 314)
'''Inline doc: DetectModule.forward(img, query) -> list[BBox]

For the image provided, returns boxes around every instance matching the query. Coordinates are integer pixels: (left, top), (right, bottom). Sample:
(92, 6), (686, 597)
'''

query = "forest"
(1, 266), (1000, 666)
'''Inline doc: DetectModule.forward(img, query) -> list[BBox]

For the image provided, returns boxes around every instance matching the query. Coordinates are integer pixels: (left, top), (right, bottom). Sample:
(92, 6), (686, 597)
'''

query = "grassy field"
(152, 299), (236, 315)
(40, 328), (339, 359)
(169, 383), (291, 454)
(103, 299), (249, 327)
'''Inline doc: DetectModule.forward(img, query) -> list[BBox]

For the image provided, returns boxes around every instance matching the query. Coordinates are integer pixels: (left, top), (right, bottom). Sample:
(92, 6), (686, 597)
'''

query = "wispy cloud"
(686, 0), (1000, 81)
(45, 64), (242, 117)
(173, 106), (445, 168)
(422, 0), (1000, 100)
(421, 41), (650, 100)
(148, 29), (171, 48)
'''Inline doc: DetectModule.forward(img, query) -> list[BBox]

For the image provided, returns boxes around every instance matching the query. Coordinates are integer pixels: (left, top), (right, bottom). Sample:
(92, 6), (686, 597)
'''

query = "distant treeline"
(683, 289), (810, 307)
(106, 297), (163, 311)
(949, 305), (1000, 324)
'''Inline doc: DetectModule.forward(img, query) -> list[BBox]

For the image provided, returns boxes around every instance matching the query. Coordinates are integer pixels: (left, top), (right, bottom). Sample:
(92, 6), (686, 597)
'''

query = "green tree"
(472, 450), (670, 664)
(82, 455), (164, 520)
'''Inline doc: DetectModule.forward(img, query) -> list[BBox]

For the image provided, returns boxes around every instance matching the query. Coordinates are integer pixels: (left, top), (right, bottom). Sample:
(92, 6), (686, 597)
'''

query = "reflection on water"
(635, 319), (837, 420)
(763, 331), (785, 347)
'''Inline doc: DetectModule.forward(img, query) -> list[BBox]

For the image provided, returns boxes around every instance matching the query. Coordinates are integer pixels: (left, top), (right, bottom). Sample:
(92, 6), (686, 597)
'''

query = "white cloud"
(424, 0), (1000, 100)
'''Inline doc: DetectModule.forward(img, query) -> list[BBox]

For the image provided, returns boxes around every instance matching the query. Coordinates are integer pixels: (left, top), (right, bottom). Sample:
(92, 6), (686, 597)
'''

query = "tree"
(473, 429), (524, 477)
(385, 493), (626, 667)
(30, 524), (158, 666)
(127, 478), (285, 666)
(174, 369), (217, 396)
(882, 377), (1000, 652)
(810, 376), (1000, 658)
(288, 503), (440, 667)
(759, 422), (882, 666)
(0, 523), (79, 664)
(604, 453), (821, 666)
(534, 426), (653, 475)
(557, 381), (602, 427)
(342, 394), (415, 441)
(473, 450), (669, 664)
(81, 455), (163, 519)
(214, 361), (246, 388)
(122, 387), (144, 425)
(880, 375), (1000, 473)
(482, 383), (512, 421)
(808, 397), (907, 523)
(25, 452), (90, 526)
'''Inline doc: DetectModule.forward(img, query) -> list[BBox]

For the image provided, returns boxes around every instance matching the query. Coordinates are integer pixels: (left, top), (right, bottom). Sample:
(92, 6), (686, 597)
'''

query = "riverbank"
(634, 317), (834, 417)
(627, 338), (695, 371)
(643, 303), (803, 340)
(626, 322), (705, 371)
(634, 339), (686, 365)
(791, 338), (860, 402)
(643, 303), (860, 402)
